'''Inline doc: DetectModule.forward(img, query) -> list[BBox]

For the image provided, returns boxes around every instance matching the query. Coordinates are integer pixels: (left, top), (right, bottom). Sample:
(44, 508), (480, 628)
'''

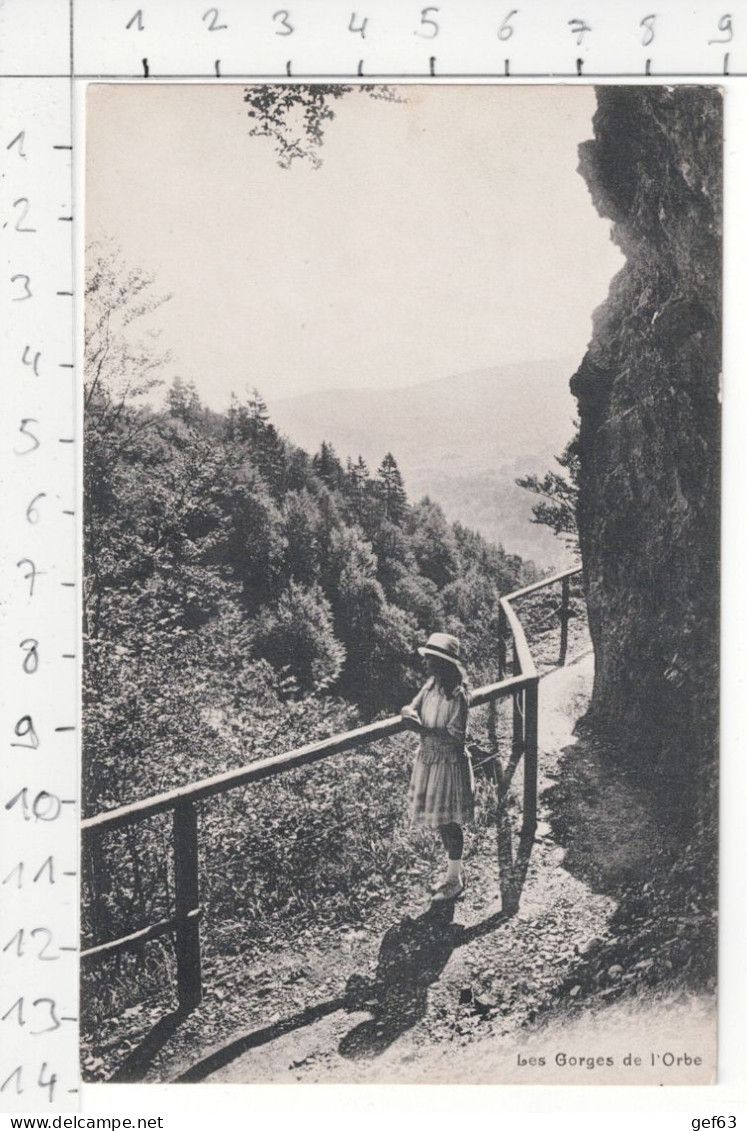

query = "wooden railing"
(81, 566), (583, 1011)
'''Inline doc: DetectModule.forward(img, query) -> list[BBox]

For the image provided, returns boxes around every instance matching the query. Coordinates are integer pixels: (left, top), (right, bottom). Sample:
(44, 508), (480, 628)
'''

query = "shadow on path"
(174, 901), (516, 1081)
(110, 1006), (193, 1083)
(113, 783), (535, 1083)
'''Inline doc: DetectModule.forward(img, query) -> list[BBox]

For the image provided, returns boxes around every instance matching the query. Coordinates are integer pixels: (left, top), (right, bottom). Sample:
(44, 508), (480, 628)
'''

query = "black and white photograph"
(81, 82), (721, 1086)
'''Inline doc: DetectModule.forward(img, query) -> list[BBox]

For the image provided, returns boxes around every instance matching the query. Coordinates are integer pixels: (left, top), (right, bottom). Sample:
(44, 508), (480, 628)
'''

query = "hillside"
(268, 361), (578, 569)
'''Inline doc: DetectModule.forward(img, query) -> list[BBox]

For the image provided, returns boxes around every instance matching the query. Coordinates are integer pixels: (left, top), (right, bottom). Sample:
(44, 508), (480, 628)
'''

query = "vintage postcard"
(81, 83), (720, 1086)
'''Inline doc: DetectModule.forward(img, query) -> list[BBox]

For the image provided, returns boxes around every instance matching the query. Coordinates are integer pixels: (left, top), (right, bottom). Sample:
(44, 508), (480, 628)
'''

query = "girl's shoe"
(430, 865), (467, 894)
(431, 871), (465, 902)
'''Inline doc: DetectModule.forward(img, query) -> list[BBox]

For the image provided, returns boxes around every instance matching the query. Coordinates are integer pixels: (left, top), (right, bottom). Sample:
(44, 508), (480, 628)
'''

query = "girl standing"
(401, 632), (475, 902)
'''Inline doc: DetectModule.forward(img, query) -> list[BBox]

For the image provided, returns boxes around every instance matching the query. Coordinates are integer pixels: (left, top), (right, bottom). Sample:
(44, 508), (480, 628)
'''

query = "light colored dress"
(406, 677), (475, 828)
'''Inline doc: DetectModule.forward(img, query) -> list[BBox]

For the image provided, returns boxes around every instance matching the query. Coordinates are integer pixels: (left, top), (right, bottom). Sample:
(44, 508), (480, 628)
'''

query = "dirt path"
(169, 654), (627, 1082)
(97, 652), (712, 1085)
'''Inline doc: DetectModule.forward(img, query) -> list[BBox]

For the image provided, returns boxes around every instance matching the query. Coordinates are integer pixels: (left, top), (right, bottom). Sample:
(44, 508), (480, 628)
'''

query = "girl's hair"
(430, 656), (463, 695)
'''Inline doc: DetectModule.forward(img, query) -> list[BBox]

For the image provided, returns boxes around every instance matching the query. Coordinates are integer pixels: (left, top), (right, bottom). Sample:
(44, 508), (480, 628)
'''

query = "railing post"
(85, 827), (115, 941)
(522, 678), (539, 834)
(173, 801), (202, 1011)
(558, 574), (570, 665)
(497, 606), (507, 682)
(512, 689), (524, 757)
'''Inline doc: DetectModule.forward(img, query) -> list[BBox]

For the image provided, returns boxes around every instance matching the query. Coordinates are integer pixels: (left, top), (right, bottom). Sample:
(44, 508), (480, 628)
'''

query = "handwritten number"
(1, 998), (25, 1026)
(1, 929), (57, 960)
(36, 793), (61, 821)
(31, 929), (59, 962)
(31, 998), (61, 1035)
(38, 1063), (57, 1103)
(709, 13), (733, 43)
(0, 997), (61, 1034)
(17, 558), (42, 597)
(349, 12), (368, 37)
(20, 639), (39, 675)
(35, 793), (62, 821)
(22, 345), (42, 376)
(0, 1065), (23, 1095)
(16, 418), (40, 456)
(12, 715), (39, 750)
(6, 131), (27, 158)
(568, 18), (591, 45)
(416, 6), (439, 37)
(12, 198), (37, 233)
(273, 10), (294, 35)
(26, 493), (46, 524)
(5, 788), (62, 822)
(126, 9), (144, 31)
(640, 14), (656, 46)
(0, 857), (54, 889)
(11, 274), (32, 301)
(33, 856), (55, 883)
(3, 930), (24, 957)
(203, 7), (227, 30)
(2, 862), (24, 887)
(498, 9), (518, 40)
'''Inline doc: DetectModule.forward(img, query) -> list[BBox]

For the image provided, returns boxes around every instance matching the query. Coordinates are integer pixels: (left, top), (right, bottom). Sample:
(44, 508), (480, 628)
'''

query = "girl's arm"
(400, 705), (423, 730)
(445, 690), (468, 746)
(401, 682), (427, 728)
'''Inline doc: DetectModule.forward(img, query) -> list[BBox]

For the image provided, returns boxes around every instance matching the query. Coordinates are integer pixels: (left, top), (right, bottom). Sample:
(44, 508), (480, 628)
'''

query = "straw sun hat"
(417, 632), (466, 677)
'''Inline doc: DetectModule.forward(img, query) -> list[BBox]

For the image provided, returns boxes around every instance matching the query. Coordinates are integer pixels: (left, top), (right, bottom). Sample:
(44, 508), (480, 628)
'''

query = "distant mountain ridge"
(268, 359), (579, 568)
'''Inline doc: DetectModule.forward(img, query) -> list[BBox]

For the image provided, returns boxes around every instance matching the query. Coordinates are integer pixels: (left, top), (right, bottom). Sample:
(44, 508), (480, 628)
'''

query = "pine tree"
(377, 452), (408, 524)
(516, 433), (580, 548)
(166, 376), (188, 419)
(225, 392), (240, 441)
(247, 388), (271, 440)
(313, 441), (344, 490)
(346, 455), (370, 520)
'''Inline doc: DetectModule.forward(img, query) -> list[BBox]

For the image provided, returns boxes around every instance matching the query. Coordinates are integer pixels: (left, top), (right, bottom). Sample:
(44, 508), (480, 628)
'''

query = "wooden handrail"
(503, 565), (582, 604)
(501, 593), (536, 681)
(82, 671), (533, 834)
(82, 569), (581, 834)
(81, 565), (584, 1003)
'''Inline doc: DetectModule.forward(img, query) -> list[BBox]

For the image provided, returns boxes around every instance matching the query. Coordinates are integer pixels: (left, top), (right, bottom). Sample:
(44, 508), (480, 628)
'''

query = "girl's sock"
(445, 857), (462, 883)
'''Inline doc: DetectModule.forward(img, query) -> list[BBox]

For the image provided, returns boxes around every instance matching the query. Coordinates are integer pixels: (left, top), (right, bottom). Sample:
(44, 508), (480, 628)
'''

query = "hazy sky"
(87, 84), (623, 407)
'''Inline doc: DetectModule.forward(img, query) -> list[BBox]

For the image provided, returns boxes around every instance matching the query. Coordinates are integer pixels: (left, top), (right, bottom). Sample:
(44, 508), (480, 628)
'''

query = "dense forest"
(84, 246), (534, 816)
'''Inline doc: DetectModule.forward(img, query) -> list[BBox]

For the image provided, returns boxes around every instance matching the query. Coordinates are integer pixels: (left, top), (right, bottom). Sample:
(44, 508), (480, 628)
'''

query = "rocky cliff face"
(572, 87), (721, 799)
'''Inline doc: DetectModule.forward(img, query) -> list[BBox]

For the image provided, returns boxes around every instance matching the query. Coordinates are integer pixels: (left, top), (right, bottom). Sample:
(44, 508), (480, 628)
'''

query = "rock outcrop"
(572, 87), (721, 803)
